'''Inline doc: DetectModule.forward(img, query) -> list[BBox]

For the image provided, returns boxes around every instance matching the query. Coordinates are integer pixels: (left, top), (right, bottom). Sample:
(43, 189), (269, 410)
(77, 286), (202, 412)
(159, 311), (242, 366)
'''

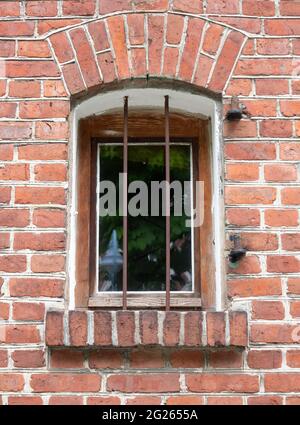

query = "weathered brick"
(19, 101), (69, 119)
(10, 278), (64, 298)
(31, 255), (65, 273)
(19, 143), (67, 159)
(7, 396), (43, 405)
(252, 301), (285, 320)
(9, 80), (41, 98)
(179, 18), (204, 81)
(226, 163), (259, 181)
(62, 62), (86, 94)
(225, 187), (276, 205)
(130, 350), (164, 368)
(70, 27), (101, 88)
(49, 396), (83, 405)
(43, 80), (67, 97)
(139, 311), (158, 345)
(18, 40), (51, 58)
(226, 208), (260, 227)
(97, 51), (117, 83)
(0, 325), (40, 344)
(131, 48), (147, 77)
(34, 164), (67, 182)
(229, 311), (248, 346)
(116, 311), (135, 347)
(62, 0), (96, 15)
(0, 374), (24, 392)
(0, 21), (34, 37)
(173, 0), (203, 13)
(209, 31), (245, 92)
(248, 396), (283, 405)
(0, 350), (8, 367)
(12, 302), (45, 321)
(228, 278), (282, 298)
(126, 396), (161, 405)
(267, 255), (300, 273)
(225, 142), (276, 160)
(0, 255), (26, 273)
(69, 311), (88, 346)
(202, 24), (224, 55)
(170, 350), (204, 368)
(290, 301), (300, 318)
(107, 16), (130, 79)
(46, 311), (64, 346)
(184, 311), (202, 346)
(282, 234), (300, 251)
(282, 188), (300, 205)
(163, 312), (180, 346)
(207, 312), (226, 347)
(33, 209), (66, 228)
(243, 0), (275, 16)
(31, 373), (101, 392)
(256, 79), (288, 95)
(167, 395), (204, 405)
(208, 350), (243, 369)
(15, 187), (65, 205)
(94, 311), (112, 346)
(88, 21), (110, 52)
(127, 14), (145, 45)
(0, 123), (32, 140)
(148, 15), (164, 75)
(12, 350), (45, 368)
(50, 32), (73, 63)
(0, 302), (9, 320)
(107, 374), (180, 392)
(265, 209), (299, 227)
(286, 350), (300, 368)
(207, 0), (239, 13)
(207, 396), (243, 405)
(50, 350), (84, 369)
(6, 61), (59, 77)
(186, 374), (259, 393)
(251, 324), (300, 344)
(265, 374), (300, 392)
(14, 232), (65, 251)
(260, 120), (293, 138)
(247, 350), (282, 369)
(89, 350), (123, 369)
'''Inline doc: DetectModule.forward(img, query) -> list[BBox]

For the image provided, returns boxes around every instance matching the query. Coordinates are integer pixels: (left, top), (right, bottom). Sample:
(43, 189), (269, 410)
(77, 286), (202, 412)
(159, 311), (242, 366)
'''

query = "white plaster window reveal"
(68, 87), (225, 311)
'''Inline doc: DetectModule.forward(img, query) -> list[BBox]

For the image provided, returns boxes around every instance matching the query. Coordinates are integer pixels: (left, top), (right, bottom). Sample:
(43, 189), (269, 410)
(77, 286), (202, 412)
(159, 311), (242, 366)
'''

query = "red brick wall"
(0, 0), (300, 405)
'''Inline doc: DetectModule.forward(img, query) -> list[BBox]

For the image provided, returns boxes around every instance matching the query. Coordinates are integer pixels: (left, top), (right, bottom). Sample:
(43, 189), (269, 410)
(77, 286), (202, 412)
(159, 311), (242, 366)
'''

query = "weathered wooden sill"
(88, 295), (202, 308)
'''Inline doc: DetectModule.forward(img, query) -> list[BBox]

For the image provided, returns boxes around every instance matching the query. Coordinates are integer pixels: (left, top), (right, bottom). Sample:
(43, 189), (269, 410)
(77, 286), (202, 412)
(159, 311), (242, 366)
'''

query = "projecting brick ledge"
(45, 310), (248, 348)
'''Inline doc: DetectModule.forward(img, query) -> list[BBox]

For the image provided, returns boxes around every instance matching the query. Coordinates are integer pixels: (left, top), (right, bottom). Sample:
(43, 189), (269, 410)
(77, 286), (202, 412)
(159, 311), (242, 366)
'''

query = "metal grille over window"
(97, 96), (194, 310)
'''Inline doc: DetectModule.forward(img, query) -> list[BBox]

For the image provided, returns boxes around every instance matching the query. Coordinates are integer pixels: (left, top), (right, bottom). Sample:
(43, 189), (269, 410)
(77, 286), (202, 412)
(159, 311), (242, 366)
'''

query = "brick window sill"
(45, 310), (248, 348)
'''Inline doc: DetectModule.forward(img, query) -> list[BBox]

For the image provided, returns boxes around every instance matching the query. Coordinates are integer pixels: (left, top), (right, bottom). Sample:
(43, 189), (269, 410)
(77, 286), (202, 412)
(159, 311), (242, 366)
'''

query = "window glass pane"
(127, 145), (165, 291)
(98, 145), (123, 292)
(170, 145), (193, 292)
(97, 143), (193, 292)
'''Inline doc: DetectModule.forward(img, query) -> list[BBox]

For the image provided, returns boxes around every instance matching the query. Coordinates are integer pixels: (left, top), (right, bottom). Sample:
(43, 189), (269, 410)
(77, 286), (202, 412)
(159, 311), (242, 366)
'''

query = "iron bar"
(165, 95), (171, 311)
(122, 96), (128, 310)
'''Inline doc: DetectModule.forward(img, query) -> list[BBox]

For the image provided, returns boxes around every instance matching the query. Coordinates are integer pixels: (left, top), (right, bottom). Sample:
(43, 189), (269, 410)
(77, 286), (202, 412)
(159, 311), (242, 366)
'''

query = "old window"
(73, 90), (218, 310)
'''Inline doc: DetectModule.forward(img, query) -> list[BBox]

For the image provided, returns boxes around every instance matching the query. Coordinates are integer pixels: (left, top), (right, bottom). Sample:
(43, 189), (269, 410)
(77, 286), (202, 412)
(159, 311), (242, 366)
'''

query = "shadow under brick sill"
(45, 310), (248, 349)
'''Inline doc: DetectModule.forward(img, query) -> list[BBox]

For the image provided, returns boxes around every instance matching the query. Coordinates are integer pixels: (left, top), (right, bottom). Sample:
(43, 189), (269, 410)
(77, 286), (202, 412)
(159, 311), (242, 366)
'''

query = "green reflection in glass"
(98, 143), (192, 292)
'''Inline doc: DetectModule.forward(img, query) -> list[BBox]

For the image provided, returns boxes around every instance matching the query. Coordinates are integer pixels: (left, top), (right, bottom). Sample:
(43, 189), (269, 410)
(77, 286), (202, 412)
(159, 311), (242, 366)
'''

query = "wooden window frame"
(75, 111), (215, 310)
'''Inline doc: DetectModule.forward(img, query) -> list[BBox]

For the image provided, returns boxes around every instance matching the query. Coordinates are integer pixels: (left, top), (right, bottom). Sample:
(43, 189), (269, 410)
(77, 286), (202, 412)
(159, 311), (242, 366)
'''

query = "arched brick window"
(44, 12), (248, 349)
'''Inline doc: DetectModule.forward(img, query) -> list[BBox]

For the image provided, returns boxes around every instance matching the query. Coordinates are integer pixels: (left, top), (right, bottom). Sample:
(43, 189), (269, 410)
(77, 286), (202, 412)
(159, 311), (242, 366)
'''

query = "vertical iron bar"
(122, 96), (128, 310)
(165, 95), (171, 311)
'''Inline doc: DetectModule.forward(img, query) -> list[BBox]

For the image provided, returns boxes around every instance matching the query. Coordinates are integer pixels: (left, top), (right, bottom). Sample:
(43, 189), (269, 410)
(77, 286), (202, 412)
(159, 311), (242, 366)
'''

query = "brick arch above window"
(46, 13), (247, 97)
